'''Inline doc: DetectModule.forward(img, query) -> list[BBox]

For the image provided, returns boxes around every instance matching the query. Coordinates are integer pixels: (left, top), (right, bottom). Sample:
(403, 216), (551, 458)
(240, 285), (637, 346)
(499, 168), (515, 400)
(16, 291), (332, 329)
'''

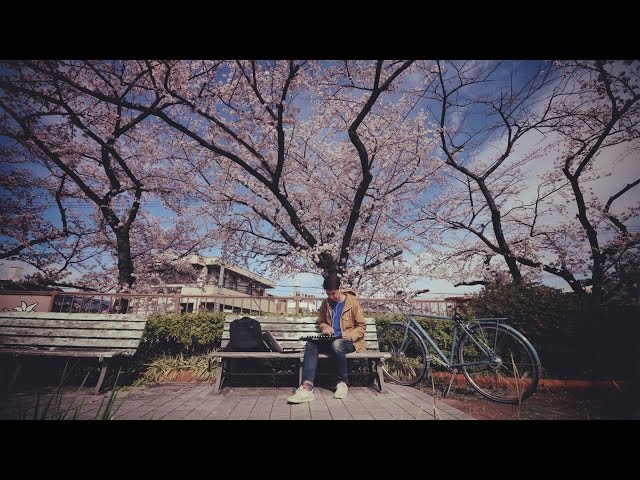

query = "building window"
(179, 302), (194, 314)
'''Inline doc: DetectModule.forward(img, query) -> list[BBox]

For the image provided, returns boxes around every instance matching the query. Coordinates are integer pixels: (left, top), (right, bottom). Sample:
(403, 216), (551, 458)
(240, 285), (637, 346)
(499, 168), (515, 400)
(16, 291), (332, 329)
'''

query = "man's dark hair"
(322, 273), (341, 291)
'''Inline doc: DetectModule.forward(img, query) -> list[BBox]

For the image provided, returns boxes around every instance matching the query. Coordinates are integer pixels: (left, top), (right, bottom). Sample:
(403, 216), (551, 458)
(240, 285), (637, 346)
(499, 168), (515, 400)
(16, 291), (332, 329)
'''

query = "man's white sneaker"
(287, 387), (314, 403)
(334, 381), (348, 399)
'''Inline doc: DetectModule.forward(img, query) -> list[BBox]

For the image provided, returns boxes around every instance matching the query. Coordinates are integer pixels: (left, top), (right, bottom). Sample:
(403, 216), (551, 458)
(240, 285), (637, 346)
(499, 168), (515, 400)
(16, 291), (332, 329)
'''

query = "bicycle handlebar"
(444, 296), (473, 303)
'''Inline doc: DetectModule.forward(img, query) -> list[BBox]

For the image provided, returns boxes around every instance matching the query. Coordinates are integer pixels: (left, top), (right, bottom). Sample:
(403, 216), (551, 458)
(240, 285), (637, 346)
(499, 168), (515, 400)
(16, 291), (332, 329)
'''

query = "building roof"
(190, 256), (276, 288)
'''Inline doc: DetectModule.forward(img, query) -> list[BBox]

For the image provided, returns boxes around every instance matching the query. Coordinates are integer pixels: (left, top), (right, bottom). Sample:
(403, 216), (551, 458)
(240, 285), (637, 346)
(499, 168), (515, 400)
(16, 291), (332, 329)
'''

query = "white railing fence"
(1, 291), (454, 316)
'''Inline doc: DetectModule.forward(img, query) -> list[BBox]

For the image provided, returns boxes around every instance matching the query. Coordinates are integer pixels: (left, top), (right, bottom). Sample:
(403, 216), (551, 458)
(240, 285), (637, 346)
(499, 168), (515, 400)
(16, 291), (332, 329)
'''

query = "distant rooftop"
(190, 256), (276, 288)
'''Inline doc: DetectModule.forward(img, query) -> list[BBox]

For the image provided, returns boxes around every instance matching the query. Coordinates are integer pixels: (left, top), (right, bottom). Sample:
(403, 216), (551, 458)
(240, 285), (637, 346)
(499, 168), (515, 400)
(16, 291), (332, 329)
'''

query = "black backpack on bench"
(225, 317), (269, 352)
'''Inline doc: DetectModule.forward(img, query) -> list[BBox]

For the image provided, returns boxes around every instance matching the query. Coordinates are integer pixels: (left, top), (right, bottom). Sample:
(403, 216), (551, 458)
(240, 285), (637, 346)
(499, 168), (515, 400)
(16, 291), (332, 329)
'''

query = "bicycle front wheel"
(378, 323), (429, 386)
(457, 322), (541, 404)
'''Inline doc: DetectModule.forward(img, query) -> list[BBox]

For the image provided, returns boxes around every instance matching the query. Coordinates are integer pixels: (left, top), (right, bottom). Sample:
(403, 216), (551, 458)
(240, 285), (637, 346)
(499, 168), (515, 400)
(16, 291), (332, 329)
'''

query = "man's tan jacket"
(316, 290), (366, 352)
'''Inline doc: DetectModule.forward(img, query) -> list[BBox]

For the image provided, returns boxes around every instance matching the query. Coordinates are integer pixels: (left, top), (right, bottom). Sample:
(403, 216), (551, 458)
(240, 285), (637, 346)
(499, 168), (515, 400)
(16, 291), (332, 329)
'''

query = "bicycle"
(378, 296), (542, 404)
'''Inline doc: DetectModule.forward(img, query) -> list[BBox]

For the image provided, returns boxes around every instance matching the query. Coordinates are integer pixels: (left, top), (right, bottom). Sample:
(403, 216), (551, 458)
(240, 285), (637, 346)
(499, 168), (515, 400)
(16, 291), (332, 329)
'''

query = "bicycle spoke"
(378, 323), (428, 386)
(458, 323), (541, 404)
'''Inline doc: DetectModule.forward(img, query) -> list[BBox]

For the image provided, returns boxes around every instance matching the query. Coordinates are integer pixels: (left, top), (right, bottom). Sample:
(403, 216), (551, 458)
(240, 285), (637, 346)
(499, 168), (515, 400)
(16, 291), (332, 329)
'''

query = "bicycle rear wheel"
(457, 322), (541, 403)
(378, 323), (429, 386)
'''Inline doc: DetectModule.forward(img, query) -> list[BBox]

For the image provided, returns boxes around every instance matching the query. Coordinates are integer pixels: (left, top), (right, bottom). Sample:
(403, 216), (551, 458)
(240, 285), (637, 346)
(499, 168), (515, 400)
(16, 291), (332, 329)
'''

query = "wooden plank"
(234, 327), (378, 335)
(211, 352), (304, 359)
(223, 317), (376, 323)
(220, 338), (380, 345)
(0, 349), (133, 357)
(229, 331), (380, 338)
(210, 351), (389, 359)
(224, 326), (320, 333)
(0, 318), (147, 330)
(221, 331), (379, 340)
(228, 340), (379, 349)
(223, 319), (378, 325)
(222, 324), (377, 331)
(0, 327), (146, 339)
(0, 312), (147, 322)
(221, 318), (378, 335)
(0, 336), (141, 348)
(321, 352), (390, 359)
(223, 318), (377, 326)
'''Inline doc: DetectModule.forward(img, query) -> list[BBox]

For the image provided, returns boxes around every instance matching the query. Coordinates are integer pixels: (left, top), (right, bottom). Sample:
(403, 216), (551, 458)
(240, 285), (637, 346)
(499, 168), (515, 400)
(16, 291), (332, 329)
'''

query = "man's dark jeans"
(301, 338), (355, 386)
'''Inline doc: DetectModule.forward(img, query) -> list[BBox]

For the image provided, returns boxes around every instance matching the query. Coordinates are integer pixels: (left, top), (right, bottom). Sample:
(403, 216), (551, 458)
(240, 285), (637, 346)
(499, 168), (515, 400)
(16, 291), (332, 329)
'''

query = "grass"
(134, 354), (215, 385)
(15, 362), (125, 420)
(430, 375), (441, 420)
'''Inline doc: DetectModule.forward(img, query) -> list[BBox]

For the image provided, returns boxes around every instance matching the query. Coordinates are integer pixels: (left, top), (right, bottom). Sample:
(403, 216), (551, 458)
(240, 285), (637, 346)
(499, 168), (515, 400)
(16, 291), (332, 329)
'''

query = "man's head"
(323, 273), (343, 302)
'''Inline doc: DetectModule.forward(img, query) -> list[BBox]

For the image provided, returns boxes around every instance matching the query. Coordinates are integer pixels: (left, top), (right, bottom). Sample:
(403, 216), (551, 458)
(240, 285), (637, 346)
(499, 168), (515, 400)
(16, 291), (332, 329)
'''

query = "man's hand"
(322, 326), (334, 335)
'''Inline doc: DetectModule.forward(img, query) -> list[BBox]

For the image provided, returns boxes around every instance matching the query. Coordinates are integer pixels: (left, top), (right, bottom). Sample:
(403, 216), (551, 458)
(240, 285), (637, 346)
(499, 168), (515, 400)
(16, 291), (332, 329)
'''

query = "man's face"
(325, 289), (342, 302)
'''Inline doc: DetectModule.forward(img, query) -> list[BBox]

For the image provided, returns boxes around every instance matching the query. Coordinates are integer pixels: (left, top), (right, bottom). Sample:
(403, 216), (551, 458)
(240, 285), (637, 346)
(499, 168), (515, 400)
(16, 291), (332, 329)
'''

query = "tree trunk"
(112, 229), (134, 313)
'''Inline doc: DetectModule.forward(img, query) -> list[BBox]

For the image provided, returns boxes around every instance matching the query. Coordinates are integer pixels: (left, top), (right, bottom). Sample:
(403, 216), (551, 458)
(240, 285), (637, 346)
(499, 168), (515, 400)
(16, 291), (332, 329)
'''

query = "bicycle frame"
(402, 311), (509, 372)
(382, 301), (542, 403)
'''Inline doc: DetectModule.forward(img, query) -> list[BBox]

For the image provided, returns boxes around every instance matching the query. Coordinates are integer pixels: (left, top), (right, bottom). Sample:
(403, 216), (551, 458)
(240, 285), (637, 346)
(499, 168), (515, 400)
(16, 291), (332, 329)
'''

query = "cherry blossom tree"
(539, 60), (640, 304)
(0, 60), (211, 291)
(0, 166), (99, 290)
(412, 60), (640, 305)
(172, 60), (442, 293)
(57, 60), (439, 293)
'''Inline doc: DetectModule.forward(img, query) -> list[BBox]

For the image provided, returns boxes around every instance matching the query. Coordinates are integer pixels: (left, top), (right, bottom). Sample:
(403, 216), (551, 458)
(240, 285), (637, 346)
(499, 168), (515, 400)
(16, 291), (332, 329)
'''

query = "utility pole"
(294, 282), (301, 314)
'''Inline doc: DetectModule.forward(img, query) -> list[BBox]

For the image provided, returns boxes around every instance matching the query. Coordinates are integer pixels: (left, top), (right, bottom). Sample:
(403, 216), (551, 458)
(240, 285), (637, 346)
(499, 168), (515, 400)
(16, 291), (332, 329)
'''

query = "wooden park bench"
(0, 311), (148, 394)
(209, 316), (390, 394)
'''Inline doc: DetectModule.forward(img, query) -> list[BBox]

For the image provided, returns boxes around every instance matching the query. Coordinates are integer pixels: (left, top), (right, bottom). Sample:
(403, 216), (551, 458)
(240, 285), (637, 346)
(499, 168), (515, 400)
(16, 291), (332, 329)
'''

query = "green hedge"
(467, 283), (586, 337)
(139, 311), (226, 356)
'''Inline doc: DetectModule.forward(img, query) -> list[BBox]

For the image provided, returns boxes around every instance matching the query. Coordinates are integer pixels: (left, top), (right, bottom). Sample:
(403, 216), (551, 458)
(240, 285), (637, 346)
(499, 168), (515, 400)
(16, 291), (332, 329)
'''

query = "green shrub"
(467, 283), (587, 339)
(140, 311), (225, 356)
(372, 312), (453, 352)
(466, 283), (638, 380)
(467, 283), (589, 378)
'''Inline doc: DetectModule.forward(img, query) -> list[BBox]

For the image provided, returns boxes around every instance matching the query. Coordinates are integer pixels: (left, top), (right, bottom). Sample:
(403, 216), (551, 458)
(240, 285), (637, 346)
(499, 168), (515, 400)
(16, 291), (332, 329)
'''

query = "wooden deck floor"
(0, 382), (476, 420)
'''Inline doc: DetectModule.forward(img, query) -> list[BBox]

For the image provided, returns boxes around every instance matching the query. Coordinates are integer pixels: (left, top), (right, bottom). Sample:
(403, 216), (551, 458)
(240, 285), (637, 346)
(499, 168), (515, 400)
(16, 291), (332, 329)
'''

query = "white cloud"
(269, 271), (324, 297)
(0, 259), (36, 281)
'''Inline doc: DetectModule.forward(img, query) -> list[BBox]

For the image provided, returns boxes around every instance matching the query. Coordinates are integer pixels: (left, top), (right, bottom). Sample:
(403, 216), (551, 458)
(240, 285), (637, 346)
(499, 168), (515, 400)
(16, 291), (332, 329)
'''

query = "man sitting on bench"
(287, 273), (366, 403)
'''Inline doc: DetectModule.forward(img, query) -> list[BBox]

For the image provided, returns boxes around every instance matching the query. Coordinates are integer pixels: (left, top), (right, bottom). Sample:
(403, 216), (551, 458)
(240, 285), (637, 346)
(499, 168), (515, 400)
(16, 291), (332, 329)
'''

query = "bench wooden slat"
(220, 317), (377, 326)
(221, 331), (380, 340)
(211, 351), (389, 359)
(0, 349), (134, 358)
(0, 336), (142, 348)
(0, 318), (146, 330)
(219, 339), (381, 351)
(219, 327), (379, 334)
(0, 327), (146, 339)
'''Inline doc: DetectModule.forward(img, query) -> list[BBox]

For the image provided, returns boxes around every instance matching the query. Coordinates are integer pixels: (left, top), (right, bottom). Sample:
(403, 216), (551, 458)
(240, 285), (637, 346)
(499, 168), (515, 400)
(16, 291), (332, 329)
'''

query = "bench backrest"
(0, 312), (148, 356)
(221, 316), (380, 352)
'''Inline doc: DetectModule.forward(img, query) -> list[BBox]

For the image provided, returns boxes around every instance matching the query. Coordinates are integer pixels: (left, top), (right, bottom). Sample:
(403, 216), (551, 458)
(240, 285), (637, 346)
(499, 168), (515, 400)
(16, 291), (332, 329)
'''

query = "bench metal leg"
(298, 358), (304, 386)
(95, 358), (108, 395)
(372, 359), (387, 393)
(8, 361), (22, 391)
(212, 358), (224, 394)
